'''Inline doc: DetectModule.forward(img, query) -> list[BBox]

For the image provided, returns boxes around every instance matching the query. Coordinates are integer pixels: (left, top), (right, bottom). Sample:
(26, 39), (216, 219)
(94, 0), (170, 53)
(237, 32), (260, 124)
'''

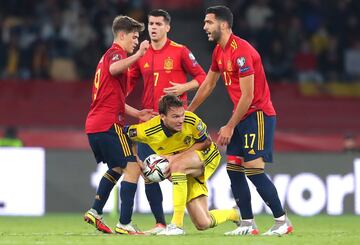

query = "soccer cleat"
(156, 224), (185, 236)
(262, 215), (293, 236)
(224, 219), (259, 236)
(144, 223), (166, 235)
(115, 222), (144, 235)
(84, 209), (113, 234)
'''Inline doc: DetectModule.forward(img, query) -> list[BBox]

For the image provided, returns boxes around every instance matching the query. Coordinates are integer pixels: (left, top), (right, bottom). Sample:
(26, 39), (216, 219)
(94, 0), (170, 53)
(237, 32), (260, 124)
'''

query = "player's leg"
(110, 125), (143, 235)
(138, 142), (166, 233)
(223, 125), (258, 236)
(187, 185), (239, 231)
(115, 161), (143, 234)
(170, 150), (205, 226)
(192, 145), (239, 230)
(84, 130), (123, 233)
(242, 112), (292, 235)
(226, 112), (289, 235)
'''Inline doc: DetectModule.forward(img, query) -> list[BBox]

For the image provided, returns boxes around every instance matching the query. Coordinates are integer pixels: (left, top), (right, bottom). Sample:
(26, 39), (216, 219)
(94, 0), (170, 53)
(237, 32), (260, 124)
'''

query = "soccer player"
(128, 9), (206, 234)
(188, 6), (293, 236)
(84, 15), (153, 235)
(124, 95), (240, 235)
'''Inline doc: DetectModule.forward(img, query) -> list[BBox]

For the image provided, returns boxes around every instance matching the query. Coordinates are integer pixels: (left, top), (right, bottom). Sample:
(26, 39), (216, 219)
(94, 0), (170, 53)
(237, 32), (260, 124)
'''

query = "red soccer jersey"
(85, 43), (128, 133)
(129, 39), (206, 111)
(210, 34), (276, 120)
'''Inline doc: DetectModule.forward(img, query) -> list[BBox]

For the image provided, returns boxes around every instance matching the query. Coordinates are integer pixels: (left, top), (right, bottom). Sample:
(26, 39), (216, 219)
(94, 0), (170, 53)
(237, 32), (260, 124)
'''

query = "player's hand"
(137, 40), (150, 57)
(138, 108), (158, 122)
(163, 82), (186, 96)
(217, 124), (234, 146)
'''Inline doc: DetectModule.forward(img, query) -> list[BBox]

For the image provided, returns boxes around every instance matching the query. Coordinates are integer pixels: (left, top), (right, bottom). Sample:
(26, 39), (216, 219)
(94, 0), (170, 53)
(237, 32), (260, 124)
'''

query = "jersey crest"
(183, 136), (191, 145)
(164, 57), (173, 72)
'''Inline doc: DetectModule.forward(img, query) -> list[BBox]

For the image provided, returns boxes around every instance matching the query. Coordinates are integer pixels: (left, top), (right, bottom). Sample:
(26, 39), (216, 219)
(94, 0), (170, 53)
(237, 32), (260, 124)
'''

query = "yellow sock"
(209, 209), (240, 228)
(170, 172), (187, 227)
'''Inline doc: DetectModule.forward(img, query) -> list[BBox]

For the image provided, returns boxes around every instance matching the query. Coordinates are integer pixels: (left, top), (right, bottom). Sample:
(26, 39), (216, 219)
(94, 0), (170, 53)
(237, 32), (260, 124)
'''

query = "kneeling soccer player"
(124, 94), (240, 235)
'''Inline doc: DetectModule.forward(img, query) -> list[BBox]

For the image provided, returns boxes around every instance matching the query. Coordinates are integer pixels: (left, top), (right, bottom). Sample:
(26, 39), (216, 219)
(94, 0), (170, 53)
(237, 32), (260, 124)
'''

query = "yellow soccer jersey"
(125, 111), (208, 155)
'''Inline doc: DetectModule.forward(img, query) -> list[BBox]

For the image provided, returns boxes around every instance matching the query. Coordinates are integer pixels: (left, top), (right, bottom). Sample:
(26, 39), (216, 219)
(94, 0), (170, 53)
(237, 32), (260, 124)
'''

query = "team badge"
(236, 57), (246, 67)
(183, 136), (191, 145)
(129, 128), (137, 137)
(164, 57), (173, 71)
(227, 60), (233, 71)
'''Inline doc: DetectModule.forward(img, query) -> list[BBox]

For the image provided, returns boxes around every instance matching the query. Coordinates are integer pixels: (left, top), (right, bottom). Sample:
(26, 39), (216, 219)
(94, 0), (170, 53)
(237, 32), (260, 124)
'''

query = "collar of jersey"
(160, 119), (174, 137)
(223, 33), (235, 51)
(150, 38), (171, 53)
(112, 42), (125, 52)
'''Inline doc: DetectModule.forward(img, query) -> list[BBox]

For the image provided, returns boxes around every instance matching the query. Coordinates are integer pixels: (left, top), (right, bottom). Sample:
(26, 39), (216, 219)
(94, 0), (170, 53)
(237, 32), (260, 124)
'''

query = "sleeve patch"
(189, 52), (198, 66)
(112, 53), (121, 61)
(196, 121), (205, 131)
(236, 57), (246, 67)
(129, 128), (137, 137)
(240, 66), (250, 73)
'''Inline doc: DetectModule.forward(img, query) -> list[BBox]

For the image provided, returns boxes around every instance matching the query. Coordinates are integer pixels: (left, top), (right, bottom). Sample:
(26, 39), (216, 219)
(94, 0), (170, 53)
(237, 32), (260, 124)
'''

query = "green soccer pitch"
(0, 214), (359, 245)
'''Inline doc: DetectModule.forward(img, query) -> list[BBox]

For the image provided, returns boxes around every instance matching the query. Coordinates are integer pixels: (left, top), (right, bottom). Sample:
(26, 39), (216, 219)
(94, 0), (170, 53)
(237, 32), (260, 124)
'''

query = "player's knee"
(111, 167), (122, 174)
(122, 166), (141, 183)
(194, 220), (211, 231)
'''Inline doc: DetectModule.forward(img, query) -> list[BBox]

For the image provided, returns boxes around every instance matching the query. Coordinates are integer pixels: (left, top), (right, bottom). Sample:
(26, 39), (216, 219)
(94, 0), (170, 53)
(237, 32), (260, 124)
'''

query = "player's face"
(204, 13), (221, 43)
(148, 16), (170, 42)
(123, 31), (140, 53)
(161, 106), (185, 132)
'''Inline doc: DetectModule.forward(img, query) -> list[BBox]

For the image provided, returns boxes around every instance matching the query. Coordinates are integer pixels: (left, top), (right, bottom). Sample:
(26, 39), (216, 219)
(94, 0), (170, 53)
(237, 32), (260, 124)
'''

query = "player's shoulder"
(184, 111), (201, 125)
(142, 115), (161, 128)
(169, 40), (185, 49)
(232, 35), (255, 51)
(104, 45), (125, 61)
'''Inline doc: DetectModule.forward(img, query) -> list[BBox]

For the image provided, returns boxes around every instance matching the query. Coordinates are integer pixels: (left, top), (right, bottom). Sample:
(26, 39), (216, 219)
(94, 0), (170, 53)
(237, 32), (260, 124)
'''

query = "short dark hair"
(158, 95), (183, 115)
(206, 5), (233, 28)
(112, 15), (145, 37)
(148, 9), (171, 24)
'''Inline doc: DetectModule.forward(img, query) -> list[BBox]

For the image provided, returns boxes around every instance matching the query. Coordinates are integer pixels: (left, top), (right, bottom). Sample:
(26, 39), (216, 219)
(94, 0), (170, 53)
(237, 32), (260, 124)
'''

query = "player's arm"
(187, 70), (220, 112)
(163, 79), (200, 96)
(163, 47), (206, 96)
(180, 113), (211, 155)
(123, 122), (148, 143)
(109, 40), (149, 76)
(217, 74), (254, 146)
(185, 137), (212, 153)
(125, 104), (157, 122)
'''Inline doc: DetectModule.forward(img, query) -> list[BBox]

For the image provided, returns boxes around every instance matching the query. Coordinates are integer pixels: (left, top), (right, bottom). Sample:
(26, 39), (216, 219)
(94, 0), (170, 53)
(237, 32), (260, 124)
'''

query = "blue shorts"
(137, 142), (155, 161)
(226, 111), (276, 163)
(87, 124), (136, 169)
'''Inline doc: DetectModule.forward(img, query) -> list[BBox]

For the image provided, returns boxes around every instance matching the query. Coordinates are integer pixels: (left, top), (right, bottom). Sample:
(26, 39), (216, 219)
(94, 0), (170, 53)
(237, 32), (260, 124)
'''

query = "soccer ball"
(143, 154), (169, 182)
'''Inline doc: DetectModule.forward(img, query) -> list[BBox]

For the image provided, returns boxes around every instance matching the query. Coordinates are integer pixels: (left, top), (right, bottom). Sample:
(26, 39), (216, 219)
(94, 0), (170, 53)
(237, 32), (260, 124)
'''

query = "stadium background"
(1, 0), (360, 217)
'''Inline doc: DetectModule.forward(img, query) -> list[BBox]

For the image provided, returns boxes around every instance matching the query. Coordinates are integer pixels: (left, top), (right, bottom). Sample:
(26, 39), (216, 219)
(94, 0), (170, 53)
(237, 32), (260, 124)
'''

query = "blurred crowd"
(0, 0), (359, 82)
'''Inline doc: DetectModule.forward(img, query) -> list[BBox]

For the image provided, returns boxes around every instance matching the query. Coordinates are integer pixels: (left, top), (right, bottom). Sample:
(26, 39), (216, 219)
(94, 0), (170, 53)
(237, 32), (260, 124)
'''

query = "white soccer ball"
(143, 154), (169, 182)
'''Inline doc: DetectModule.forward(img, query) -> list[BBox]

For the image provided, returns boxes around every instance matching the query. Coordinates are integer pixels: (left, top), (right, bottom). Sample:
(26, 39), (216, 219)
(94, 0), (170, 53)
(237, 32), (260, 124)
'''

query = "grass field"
(0, 213), (359, 245)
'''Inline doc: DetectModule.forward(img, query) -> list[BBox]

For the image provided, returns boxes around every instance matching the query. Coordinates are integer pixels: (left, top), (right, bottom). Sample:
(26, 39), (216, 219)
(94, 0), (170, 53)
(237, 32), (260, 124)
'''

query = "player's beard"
(211, 26), (221, 43)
